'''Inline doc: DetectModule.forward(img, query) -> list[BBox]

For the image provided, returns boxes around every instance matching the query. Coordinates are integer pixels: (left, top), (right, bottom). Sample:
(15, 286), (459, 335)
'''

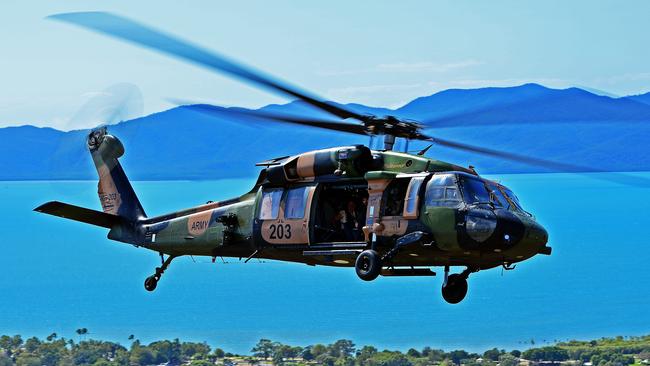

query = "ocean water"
(1, 174), (649, 353)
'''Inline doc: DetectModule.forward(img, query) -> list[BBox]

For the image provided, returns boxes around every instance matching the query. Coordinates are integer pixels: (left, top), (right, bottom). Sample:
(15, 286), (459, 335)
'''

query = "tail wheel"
(441, 273), (468, 304)
(355, 250), (381, 281)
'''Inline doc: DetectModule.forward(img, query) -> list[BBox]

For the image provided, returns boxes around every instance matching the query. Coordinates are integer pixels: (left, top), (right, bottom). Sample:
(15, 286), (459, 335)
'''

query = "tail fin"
(88, 128), (146, 221)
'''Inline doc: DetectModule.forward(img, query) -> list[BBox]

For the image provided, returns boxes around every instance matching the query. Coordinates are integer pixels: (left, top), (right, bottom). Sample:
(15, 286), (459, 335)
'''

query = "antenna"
(417, 144), (433, 156)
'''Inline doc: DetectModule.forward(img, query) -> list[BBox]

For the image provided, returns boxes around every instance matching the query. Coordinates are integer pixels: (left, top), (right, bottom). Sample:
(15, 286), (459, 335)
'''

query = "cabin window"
(285, 186), (310, 219)
(424, 174), (461, 207)
(403, 177), (425, 217)
(259, 188), (283, 220)
(383, 178), (411, 216)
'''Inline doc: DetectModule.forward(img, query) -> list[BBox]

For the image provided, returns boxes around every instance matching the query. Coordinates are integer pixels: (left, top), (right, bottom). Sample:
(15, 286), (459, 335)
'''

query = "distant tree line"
(0, 333), (649, 366)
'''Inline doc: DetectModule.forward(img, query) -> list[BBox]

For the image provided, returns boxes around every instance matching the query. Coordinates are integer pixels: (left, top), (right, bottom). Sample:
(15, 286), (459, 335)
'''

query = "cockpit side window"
(259, 188), (283, 220)
(425, 174), (461, 208)
(382, 178), (411, 216)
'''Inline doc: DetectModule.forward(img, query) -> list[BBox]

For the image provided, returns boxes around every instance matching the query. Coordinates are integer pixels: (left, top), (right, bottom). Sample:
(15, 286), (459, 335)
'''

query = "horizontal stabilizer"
(34, 201), (121, 228)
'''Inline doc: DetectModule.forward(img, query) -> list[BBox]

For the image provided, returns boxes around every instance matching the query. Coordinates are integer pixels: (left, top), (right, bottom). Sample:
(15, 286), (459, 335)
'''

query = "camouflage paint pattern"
(37, 131), (550, 272)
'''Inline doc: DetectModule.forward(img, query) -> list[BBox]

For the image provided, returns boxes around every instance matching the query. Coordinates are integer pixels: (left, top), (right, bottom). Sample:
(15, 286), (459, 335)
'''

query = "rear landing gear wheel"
(355, 250), (381, 281)
(144, 276), (158, 292)
(143, 254), (176, 292)
(441, 273), (468, 304)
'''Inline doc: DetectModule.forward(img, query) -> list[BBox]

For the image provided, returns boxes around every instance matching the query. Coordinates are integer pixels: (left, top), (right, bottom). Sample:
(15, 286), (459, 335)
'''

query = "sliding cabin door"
(257, 186), (315, 245)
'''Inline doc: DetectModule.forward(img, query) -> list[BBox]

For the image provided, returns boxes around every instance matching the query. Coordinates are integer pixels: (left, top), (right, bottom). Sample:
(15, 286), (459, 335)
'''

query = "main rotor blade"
(180, 103), (369, 136)
(421, 110), (649, 129)
(429, 136), (598, 172)
(48, 11), (367, 122)
(428, 136), (650, 186)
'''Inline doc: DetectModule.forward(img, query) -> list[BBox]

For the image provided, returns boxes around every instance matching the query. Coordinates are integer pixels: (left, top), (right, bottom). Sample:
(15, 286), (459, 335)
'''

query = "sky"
(2, 0), (650, 130)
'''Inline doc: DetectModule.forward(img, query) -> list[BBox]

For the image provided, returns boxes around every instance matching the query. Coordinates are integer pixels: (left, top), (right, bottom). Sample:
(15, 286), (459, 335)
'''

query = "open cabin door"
(403, 175), (426, 219)
(309, 182), (369, 244)
(257, 186), (315, 245)
(365, 173), (427, 240)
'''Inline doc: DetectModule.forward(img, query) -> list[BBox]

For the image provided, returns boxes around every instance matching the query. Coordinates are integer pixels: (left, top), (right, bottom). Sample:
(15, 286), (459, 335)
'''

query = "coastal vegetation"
(1, 333), (649, 366)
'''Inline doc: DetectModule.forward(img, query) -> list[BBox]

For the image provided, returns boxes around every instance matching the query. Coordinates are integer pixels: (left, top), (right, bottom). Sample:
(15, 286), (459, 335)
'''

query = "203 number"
(269, 224), (292, 239)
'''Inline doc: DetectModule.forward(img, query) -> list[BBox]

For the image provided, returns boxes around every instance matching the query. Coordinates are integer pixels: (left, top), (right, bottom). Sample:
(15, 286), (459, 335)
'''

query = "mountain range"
(2, 83), (650, 180)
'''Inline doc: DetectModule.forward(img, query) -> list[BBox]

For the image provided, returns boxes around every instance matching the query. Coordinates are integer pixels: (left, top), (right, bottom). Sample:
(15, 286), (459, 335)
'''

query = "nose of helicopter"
(522, 220), (551, 256)
(533, 221), (548, 244)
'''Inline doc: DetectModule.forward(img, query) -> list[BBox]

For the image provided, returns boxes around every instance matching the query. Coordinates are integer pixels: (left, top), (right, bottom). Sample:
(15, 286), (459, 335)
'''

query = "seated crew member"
(385, 186), (401, 216)
(357, 196), (368, 231)
(342, 200), (362, 241)
(331, 204), (346, 242)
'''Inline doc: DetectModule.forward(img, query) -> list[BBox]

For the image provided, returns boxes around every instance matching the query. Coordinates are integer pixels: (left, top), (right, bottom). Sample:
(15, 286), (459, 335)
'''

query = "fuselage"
(36, 131), (552, 302)
(128, 146), (550, 270)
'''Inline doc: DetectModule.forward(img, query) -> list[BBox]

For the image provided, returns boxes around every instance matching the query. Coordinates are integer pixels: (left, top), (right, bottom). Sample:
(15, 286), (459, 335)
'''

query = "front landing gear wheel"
(441, 273), (468, 304)
(144, 276), (158, 292)
(355, 250), (381, 281)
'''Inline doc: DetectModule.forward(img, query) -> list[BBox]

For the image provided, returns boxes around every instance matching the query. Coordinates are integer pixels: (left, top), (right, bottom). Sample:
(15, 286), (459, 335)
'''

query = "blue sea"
(1, 174), (649, 353)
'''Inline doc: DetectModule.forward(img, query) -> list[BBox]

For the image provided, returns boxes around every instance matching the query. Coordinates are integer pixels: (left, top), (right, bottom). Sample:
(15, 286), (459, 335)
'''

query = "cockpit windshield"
(488, 181), (527, 213)
(458, 175), (491, 205)
(488, 183), (510, 209)
(424, 173), (527, 213)
(501, 187), (525, 212)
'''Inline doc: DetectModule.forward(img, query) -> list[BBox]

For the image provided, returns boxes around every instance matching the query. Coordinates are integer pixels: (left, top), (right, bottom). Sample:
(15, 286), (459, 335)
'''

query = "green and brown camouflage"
(35, 130), (550, 297)
(37, 129), (546, 268)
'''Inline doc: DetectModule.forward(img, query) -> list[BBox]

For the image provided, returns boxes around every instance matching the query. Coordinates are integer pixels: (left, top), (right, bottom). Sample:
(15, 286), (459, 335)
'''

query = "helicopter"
(32, 11), (576, 304)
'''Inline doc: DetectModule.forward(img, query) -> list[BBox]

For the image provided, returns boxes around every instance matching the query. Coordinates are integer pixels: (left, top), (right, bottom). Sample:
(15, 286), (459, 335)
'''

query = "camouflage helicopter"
(34, 12), (569, 304)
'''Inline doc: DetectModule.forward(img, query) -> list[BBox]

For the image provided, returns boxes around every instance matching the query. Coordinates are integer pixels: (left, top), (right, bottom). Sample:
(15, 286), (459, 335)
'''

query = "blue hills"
(2, 83), (650, 180)
(399, 83), (650, 124)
